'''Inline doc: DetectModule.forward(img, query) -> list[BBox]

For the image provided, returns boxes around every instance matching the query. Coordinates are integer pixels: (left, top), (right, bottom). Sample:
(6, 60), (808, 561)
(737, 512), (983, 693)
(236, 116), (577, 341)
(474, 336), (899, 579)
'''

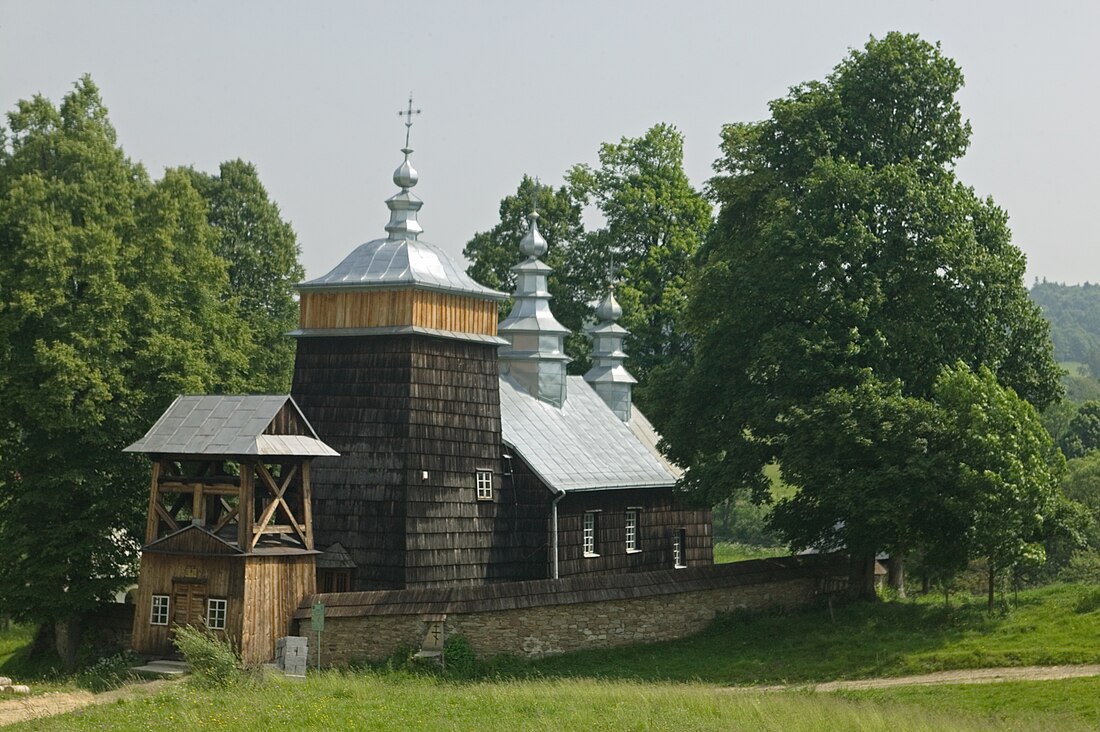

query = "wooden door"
(172, 581), (207, 629)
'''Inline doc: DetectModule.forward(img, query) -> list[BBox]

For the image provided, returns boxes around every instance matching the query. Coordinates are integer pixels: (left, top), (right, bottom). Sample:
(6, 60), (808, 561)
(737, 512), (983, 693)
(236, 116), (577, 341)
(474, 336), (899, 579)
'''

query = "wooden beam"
(238, 462), (254, 550)
(301, 460), (314, 550)
(212, 504), (239, 534)
(154, 503), (180, 534)
(145, 459), (163, 544)
(157, 482), (239, 495)
(191, 483), (204, 524)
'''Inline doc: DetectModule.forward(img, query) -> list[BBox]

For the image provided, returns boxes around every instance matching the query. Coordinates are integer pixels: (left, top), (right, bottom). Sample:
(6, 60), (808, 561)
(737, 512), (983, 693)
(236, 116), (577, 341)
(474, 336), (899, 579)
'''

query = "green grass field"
(6, 584), (1100, 730)
(5, 672), (1090, 732)
(510, 583), (1100, 684)
(837, 676), (1100, 729)
(712, 541), (789, 563)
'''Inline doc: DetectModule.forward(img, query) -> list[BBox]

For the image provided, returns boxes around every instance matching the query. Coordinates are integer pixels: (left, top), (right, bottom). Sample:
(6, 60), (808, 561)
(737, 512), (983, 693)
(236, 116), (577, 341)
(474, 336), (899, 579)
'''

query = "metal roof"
(124, 395), (339, 457)
(499, 375), (678, 493)
(298, 237), (507, 301)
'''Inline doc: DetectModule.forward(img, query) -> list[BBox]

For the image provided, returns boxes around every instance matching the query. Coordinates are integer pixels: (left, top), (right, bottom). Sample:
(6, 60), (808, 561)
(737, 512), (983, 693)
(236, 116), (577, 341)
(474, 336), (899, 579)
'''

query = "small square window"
(207, 598), (227, 630)
(673, 528), (687, 569)
(625, 510), (639, 552)
(584, 511), (599, 556)
(476, 470), (493, 500)
(150, 595), (170, 626)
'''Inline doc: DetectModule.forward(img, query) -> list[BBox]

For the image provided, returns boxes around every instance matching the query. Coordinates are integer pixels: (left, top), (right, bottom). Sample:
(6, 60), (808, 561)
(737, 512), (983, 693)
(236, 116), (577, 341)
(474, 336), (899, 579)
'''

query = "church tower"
(290, 106), (512, 589)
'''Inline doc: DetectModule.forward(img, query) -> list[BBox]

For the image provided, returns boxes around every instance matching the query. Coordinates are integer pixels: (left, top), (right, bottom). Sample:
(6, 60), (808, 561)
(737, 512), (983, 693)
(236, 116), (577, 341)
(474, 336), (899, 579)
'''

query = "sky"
(1, 1), (1097, 285)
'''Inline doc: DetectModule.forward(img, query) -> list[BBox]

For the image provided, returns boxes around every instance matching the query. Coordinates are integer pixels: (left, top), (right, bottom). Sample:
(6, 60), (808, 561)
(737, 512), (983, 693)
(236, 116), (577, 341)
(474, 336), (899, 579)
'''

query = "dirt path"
(742, 664), (1100, 692)
(0, 678), (175, 727)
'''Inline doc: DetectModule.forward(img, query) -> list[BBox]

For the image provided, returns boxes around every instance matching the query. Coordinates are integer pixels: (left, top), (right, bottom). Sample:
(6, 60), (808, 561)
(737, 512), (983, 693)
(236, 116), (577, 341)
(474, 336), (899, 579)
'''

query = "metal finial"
(397, 93), (422, 149)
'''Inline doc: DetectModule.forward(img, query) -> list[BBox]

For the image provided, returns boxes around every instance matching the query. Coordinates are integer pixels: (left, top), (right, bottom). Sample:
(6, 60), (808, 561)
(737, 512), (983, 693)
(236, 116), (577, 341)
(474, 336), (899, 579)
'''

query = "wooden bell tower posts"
(126, 396), (337, 664)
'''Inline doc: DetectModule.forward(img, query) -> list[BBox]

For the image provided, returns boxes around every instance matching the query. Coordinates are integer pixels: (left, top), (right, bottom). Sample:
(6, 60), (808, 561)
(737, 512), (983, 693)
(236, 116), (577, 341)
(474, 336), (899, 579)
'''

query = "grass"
(836, 676), (1100, 729)
(507, 583), (1100, 685)
(5, 671), (1086, 732)
(713, 542), (789, 563)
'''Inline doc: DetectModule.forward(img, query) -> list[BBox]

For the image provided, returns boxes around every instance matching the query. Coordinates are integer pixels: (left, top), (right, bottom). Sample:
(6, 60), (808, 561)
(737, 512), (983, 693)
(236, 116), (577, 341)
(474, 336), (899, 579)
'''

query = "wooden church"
(127, 130), (711, 662)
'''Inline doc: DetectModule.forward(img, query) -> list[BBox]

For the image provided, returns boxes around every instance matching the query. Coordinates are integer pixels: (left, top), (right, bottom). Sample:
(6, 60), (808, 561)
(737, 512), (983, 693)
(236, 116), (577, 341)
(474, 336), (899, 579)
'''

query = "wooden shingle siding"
(299, 290), (498, 336)
(292, 334), (551, 590)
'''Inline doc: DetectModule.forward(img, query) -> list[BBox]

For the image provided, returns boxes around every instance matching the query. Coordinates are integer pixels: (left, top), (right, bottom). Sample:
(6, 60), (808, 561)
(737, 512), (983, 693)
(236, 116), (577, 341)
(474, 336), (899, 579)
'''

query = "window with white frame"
(673, 528), (687, 568)
(625, 509), (639, 552)
(206, 598), (227, 630)
(150, 594), (170, 626)
(476, 470), (493, 500)
(583, 511), (599, 556)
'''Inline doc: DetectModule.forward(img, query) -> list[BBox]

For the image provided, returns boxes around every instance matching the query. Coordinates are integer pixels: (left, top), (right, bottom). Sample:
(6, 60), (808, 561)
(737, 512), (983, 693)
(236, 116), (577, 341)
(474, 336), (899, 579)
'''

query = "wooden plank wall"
(554, 487), (714, 578)
(241, 555), (316, 666)
(291, 336), (411, 589)
(299, 290), (498, 336)
(131, 553), (243, 658)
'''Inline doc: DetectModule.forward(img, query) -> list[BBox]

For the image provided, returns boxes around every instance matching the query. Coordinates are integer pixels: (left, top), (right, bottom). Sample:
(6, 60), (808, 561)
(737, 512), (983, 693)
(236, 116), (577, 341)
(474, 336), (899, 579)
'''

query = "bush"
(443, 634), (477, 678)
(1060, 549), (1100, 585)
(74, 652), (139, 692)
(172, 625), (241, 688)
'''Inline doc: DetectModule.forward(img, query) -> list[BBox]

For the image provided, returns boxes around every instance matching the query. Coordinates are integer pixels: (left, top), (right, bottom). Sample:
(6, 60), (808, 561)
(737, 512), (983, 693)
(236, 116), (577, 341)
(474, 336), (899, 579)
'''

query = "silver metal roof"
(124, 395), (339, 457)
(499, 375), (678, 493)
(298, 237), (507, 300)
(298, 145), (506, 301)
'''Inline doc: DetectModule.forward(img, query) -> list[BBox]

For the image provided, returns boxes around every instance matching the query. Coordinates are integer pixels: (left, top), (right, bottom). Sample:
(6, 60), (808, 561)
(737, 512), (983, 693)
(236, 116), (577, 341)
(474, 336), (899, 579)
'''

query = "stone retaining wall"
(296, 555), (846, 666)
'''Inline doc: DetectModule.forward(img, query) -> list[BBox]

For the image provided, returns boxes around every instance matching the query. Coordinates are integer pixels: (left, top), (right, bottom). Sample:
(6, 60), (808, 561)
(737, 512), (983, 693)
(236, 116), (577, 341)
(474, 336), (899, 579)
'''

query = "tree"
(654, 34), (1062, 594)
(0, 78), (254, 664)
(934, 364), (1065, 610)
(184, 160), (304, 392)
(465, 125), (711, 386)
(1060, 400), (1100, 458)
(567, 124), (711, 399)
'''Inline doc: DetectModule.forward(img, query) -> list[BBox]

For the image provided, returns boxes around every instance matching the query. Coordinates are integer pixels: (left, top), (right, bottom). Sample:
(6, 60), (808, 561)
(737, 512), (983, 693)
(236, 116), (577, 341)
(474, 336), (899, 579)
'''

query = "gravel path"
(0, 679), (174, 727)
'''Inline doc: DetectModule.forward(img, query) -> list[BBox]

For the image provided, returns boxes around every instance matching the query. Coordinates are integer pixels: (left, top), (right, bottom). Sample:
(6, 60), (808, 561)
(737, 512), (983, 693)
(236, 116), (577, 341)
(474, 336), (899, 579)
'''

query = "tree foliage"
(185, 160), (304, 392)
(0, 78), (298, 631)
(464, 125), (711, 386)
(654, 34), (1062, 584)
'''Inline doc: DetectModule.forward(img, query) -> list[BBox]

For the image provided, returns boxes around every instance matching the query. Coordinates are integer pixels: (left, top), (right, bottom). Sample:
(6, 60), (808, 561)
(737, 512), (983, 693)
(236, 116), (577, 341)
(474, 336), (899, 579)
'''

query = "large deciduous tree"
(0, 78), (263, 662)
(185, 160), (304, 392)
(567, 124), (711, 398)
(465, 125), (711, 386)
(654, 33), (1061, 593)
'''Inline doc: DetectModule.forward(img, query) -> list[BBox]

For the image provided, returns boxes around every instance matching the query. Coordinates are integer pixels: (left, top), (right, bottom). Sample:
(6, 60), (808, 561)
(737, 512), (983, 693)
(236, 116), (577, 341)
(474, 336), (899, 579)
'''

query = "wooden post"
(301, 460), (314, 551)
(145, 459), (163, 544)
(191, 482), (204, 525)
(238, 462), (254, 551)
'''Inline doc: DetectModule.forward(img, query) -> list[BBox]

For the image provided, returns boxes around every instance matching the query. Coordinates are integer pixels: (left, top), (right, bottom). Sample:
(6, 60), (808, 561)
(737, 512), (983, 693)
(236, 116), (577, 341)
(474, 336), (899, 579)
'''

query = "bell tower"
(290, 104), (513, 589)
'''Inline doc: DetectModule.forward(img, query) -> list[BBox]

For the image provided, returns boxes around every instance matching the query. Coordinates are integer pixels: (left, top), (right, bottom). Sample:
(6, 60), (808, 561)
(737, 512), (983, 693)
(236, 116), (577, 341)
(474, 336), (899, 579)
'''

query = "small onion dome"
(393, 148), (418, 189)
(519, 211), (548, 258)
(595, 288), (622, 323)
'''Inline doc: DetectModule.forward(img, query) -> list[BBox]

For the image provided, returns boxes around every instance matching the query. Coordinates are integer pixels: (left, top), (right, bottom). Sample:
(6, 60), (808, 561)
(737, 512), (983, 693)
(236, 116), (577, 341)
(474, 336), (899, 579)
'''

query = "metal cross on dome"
(398, 94), (421, 148)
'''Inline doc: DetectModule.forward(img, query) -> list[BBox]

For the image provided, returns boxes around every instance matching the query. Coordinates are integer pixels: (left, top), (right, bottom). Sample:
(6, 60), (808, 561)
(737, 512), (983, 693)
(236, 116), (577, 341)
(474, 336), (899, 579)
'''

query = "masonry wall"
(296, 555), (845, 666)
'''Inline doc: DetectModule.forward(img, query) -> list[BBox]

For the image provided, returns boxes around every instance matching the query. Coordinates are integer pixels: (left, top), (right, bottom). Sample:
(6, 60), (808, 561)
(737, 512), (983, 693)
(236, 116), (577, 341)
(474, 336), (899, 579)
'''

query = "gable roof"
(124, 395), (338, 457)
(499, 375), (678, 493)
(143, 524), (243, 556)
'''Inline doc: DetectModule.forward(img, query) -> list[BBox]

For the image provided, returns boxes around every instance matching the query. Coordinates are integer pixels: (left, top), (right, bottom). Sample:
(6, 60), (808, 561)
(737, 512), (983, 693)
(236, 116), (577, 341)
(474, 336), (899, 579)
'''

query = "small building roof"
(124, 395), (338, 457)
(499, 375), (678, 493)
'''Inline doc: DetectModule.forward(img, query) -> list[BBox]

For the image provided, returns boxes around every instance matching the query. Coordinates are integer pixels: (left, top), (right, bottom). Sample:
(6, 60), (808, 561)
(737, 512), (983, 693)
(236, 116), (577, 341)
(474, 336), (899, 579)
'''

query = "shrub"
(1059, 549), (1100, 585)
(172, 625), (241, 688)
(74, 652), (139, 692)
(443, 634), (477, 678)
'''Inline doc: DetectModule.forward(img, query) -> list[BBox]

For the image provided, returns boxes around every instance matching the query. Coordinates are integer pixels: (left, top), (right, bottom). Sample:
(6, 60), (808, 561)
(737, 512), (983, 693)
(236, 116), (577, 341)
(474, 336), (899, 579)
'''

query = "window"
(476, 470), (493, 500)
(150, 595), (170, 626)
(583, 511), (599, 556)
(625, 510), (640, 552)
(206, 598), (227, 630)
(319, 569), (352, 593)
(673, 528), (687, 568)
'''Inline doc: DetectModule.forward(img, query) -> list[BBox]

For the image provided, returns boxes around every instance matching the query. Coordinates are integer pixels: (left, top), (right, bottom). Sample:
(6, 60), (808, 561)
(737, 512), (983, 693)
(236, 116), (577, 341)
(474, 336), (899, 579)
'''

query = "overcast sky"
(2, 1), (1096, 285)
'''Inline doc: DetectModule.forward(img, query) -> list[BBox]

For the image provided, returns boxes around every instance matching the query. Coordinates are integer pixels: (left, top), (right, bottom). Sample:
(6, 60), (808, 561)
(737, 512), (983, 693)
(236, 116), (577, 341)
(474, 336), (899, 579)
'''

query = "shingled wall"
(294, 554), (847, 665)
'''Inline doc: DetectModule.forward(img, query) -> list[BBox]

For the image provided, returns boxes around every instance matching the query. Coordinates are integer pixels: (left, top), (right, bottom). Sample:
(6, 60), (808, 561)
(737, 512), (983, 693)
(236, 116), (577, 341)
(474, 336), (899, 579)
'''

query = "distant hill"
(1030, 281), (1100, 402)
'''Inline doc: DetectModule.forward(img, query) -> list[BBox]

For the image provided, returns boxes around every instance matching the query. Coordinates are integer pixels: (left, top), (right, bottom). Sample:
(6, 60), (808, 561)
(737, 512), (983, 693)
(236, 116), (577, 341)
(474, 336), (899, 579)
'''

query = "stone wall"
(296, 555), (845, 666)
